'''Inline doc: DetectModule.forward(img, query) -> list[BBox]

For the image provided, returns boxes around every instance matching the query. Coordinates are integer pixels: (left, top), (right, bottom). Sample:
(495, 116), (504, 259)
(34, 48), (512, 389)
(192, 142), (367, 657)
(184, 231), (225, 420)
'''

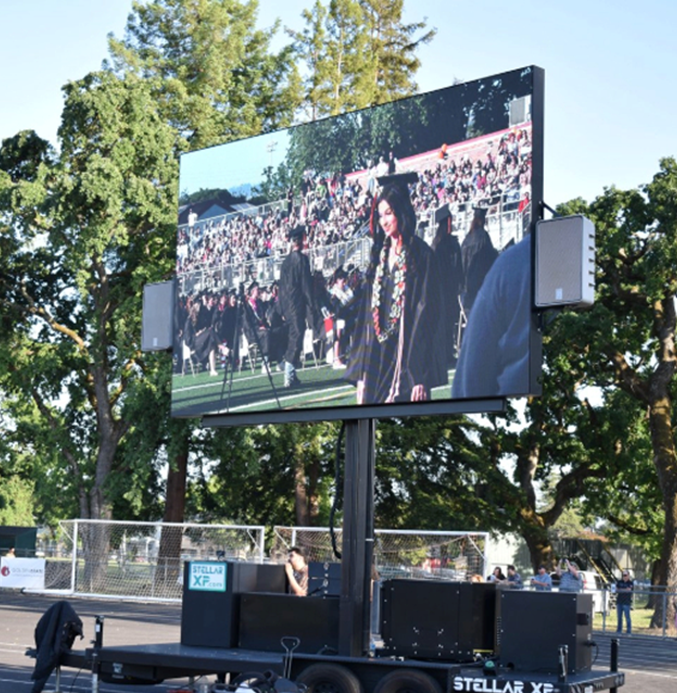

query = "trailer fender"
(296, 663), (363, 693)
(372, 669), (443, 693)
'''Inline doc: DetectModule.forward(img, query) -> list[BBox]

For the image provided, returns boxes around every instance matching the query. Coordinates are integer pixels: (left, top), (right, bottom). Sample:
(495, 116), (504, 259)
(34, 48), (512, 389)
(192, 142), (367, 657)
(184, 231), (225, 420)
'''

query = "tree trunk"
(307, 458), (320, 525)
(156, 427), (190, 593)
(521, 519), (558, 573)
(294, 457), (309, 526)
(646, 560), (662, 610)
(646, 294), (677, 630)
(83, 436), (119, 592)
(648, 398), (677, 629)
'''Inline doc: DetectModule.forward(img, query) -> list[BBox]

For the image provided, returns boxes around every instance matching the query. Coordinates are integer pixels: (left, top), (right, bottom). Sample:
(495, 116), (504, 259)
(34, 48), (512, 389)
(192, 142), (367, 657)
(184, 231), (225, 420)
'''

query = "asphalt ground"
(0, 591), (184, 693)
(1, 591), (676, 693)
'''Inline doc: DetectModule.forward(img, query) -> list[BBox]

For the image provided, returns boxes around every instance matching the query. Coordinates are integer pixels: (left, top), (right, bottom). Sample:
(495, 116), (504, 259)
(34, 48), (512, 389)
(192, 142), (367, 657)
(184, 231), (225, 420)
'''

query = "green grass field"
(594, 605), (677, 636)
(171, 357), (456, 417)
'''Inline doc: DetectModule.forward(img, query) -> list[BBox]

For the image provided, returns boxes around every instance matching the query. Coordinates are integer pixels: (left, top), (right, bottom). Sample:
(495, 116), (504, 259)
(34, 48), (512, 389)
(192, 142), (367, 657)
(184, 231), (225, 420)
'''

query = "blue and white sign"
(188, 561), (227, 592)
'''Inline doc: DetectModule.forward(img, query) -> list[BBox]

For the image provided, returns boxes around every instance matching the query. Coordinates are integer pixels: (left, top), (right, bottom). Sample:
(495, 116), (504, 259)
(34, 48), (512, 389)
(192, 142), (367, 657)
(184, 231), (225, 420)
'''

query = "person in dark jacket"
(278, 225), (314, 387)
(615, 570), (634, 635)
(31, 600), (83, 693)
(452, 234), (532, 400)
(431, 204), (463, 365)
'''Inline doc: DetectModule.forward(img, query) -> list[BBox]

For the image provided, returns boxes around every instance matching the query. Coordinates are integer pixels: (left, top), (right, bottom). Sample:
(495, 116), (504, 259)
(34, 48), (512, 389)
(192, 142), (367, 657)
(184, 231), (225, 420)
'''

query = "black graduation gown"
(213, 304), (237, 348)
(345, 236), (448, 404)
(433, 232), (463, 361)
(183, 315), (217, 364)
(279, 249), (314, 364)
(461, 227), (498, 313)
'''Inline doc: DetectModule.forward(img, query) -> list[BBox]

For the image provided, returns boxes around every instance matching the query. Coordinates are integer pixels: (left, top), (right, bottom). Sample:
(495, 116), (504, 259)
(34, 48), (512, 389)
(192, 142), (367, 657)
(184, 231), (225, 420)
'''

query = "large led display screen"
(171, 66), (544, 424)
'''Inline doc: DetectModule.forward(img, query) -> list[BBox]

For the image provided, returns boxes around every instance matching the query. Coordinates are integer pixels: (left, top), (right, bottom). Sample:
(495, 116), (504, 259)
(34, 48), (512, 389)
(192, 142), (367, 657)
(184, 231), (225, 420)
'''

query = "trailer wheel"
(373, 669), (443, 693)
(296, 663), (363, 693)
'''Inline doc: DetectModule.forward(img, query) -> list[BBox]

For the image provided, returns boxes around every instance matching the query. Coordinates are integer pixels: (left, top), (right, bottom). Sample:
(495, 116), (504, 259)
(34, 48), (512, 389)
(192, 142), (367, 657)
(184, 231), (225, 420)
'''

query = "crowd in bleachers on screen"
(412, 127), (531, 218)
(176, 176), (373, 276)
(176, 127), (532, 278)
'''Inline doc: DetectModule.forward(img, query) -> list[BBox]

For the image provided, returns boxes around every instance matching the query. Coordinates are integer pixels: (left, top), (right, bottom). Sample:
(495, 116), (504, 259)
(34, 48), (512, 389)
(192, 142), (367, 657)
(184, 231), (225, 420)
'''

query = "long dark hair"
(367, 183), (417, 278)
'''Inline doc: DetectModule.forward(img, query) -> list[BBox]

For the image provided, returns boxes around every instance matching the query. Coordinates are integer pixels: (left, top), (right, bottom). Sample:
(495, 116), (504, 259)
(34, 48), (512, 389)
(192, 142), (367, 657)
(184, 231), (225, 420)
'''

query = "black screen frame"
(170, 66), (545, 427)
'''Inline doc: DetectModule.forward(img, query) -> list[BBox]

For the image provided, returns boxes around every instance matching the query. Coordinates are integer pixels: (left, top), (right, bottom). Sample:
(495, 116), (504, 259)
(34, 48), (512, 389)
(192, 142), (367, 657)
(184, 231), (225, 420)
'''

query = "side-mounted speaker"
(535, 215), (595, 309)
(141, 280), (175, 352)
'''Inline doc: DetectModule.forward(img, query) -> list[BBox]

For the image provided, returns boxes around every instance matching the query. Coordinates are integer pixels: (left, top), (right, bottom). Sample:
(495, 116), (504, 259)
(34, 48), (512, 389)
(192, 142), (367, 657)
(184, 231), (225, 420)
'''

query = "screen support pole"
(339, 418), (376, 656)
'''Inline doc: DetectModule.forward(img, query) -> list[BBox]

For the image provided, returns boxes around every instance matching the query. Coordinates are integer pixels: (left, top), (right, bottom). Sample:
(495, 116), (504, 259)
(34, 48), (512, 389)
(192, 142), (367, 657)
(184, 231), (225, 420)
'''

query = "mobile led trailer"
(171, 66), (544, 425)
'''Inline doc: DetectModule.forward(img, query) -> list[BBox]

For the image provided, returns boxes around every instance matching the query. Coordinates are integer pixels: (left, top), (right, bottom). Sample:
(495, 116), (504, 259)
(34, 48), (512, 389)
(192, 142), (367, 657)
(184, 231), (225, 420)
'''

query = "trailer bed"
(62, 641), (625, 693)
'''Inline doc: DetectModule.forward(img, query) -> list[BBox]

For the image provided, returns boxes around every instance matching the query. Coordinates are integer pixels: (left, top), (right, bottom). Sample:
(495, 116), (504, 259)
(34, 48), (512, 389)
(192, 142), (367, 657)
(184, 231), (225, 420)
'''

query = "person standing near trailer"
(615, 570), (634, 635)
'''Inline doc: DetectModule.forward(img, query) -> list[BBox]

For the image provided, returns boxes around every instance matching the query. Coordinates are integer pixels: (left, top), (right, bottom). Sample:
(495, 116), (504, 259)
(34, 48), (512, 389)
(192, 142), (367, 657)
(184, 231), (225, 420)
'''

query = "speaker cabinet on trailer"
(307, 561), (342, 597)
(496, 590), (593, 674)
(380, 579), (496, 661)
(239, 592), (340, 653)
(180, 561), (286, 649)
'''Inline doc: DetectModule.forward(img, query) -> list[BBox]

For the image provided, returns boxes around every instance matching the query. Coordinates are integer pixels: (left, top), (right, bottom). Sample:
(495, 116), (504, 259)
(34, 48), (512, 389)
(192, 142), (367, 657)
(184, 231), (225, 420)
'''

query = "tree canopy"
(287, 0), (435, 120)
(1, 2), (676, 632)
(107, 0), (302, 148)
(0, 71), (179, 523)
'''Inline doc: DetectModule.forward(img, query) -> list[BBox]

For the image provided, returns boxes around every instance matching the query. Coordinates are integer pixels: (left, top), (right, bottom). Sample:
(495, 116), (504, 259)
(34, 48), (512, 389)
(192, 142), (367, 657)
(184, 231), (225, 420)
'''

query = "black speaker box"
(496, 590), (593, 674)
(380, 580), (496, 661)
(307, 561), (341, 597)
(180, 561), (286, 649)
(239, 592), (340, 653)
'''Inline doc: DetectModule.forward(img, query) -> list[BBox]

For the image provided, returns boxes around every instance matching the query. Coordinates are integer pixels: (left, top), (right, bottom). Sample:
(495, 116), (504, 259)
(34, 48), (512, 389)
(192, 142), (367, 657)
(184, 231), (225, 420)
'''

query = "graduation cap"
(376, 171), (419, 189)
(247, 280), (259, 294)
(435, 204), (452, 225)
(287, 224), (305, 240)
(472, 205), (488, 222)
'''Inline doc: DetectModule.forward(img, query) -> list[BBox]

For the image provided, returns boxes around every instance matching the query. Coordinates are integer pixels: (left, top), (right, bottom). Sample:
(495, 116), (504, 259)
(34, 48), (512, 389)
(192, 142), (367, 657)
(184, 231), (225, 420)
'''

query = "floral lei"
(372, 243), (407, 343)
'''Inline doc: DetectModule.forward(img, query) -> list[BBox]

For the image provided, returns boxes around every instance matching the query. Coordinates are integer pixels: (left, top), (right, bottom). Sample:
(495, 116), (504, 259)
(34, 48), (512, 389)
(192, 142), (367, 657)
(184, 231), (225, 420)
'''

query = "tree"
(189, 423), (339, 529)
(358, 0), (435, 105)
(106, 0), (302, 149)
(550, 161), (677, 628)
(285, 1), (332, 121)
(0, 72), (178, 527)
(375, 418), (494, 530)
(105, 0), (306, 540)
(288, 0), (435, 119)
(496, 373), (651, 574)
(0, 476), (35, 526)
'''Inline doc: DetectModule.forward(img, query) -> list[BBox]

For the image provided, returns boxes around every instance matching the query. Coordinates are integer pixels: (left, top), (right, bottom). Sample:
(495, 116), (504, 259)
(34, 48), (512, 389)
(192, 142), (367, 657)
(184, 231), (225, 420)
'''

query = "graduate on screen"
(345, 172), (448, 405)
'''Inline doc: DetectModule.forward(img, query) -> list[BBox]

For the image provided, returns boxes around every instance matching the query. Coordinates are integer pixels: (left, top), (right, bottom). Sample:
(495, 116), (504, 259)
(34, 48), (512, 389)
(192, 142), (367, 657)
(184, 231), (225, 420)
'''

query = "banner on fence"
(0, 557), (46, 589)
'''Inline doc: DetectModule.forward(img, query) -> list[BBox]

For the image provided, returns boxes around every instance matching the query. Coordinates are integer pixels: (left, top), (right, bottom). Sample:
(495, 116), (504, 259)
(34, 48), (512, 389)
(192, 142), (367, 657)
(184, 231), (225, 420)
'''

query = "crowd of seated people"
(406, 127), (532, 226)
(175, 263), (364, 376)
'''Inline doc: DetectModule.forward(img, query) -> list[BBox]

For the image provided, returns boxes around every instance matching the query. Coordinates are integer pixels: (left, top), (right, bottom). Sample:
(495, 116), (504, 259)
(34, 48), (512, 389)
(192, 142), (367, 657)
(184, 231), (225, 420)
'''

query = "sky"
(1, 0), (675, 207)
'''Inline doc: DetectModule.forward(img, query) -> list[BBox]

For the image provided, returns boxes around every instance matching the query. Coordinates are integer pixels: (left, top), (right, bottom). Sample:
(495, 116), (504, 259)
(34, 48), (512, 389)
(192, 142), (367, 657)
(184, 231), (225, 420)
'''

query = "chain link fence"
(37, 520), (265, 602)
(597, 585), (677, 637)
(272, 526), (488, 580)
